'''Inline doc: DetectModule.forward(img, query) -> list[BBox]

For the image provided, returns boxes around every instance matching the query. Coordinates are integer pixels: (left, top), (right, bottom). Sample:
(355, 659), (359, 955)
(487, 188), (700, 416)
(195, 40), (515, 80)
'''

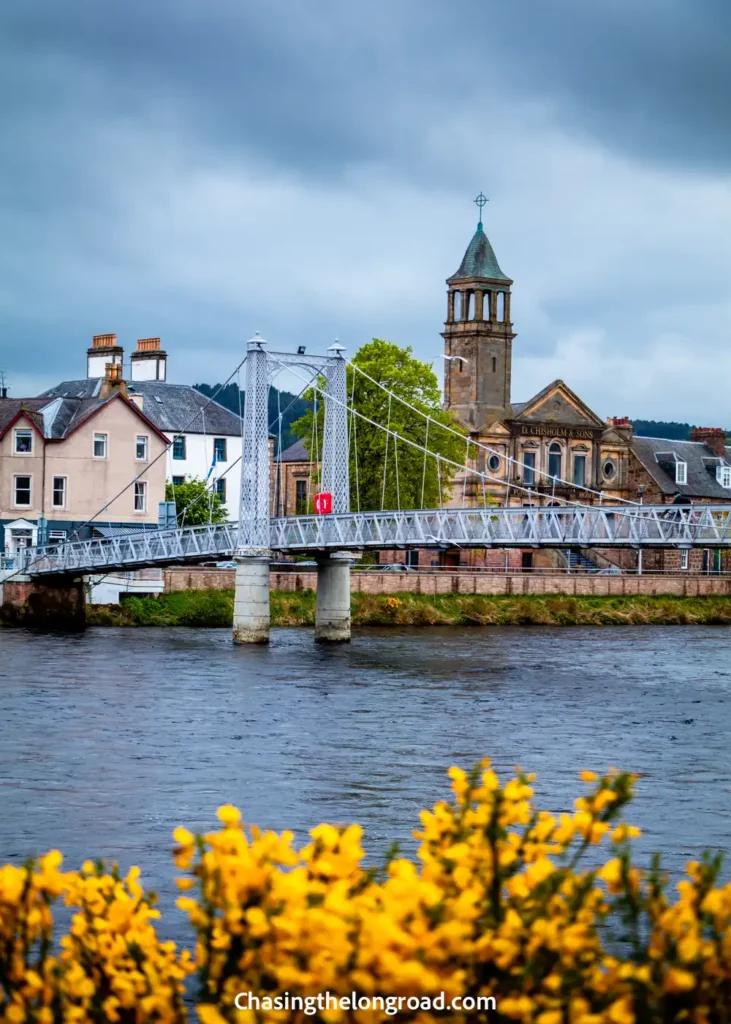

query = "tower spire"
(473, 191), (488, 229)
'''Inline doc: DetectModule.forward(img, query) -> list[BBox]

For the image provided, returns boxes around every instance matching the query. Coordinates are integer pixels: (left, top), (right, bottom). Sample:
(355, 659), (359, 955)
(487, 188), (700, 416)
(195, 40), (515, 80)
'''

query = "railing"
(19, 505), (731, 576)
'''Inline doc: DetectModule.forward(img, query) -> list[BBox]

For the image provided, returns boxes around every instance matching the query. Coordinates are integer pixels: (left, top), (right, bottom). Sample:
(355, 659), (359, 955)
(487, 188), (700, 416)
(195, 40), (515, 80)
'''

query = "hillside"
(194, 382), (311, 453)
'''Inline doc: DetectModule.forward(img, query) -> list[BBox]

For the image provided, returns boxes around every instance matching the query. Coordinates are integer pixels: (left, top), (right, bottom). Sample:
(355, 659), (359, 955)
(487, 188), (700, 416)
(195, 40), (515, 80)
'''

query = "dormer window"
(717, 465), (731, 488)
(675, 461), (687, 485)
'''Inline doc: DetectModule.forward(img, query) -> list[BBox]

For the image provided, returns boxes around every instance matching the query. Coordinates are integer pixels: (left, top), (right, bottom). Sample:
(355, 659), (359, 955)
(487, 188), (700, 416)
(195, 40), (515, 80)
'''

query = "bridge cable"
(13, 353), (254, 581)
(420, 416), (430, 509)
(350, 368), (361, 513)
(270, 354), (656, 526)
(347, 360), (641, 507)
(381, 392), (392, 510)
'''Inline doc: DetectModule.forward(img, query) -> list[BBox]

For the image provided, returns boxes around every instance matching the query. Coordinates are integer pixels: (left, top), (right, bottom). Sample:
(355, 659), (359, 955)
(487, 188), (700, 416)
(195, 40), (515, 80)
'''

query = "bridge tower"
(442, 196), (516, 433)
(232, 337), (352, 644)
(315, 342), (353, 642)
(233, 334), (272, 643)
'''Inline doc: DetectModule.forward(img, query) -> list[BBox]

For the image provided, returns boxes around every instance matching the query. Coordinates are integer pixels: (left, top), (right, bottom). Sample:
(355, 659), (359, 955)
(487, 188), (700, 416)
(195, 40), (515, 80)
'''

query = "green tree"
(292, 339), (467, 511)
(165, 478), (228, 525)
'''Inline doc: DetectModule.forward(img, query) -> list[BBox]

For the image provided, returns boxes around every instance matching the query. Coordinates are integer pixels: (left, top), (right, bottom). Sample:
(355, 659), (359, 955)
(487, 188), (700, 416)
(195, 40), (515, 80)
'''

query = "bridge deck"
(20, 504), (731, 576)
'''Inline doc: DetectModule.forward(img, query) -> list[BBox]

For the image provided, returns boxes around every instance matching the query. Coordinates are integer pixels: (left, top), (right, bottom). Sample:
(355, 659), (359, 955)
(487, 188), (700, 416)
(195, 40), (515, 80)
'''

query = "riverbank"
(84, 588), (731, 627)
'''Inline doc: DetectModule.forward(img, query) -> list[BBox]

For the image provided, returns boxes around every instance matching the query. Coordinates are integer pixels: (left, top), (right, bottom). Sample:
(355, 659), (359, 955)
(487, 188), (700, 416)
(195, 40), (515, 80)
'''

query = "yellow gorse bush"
(1, 762), (730, 1023)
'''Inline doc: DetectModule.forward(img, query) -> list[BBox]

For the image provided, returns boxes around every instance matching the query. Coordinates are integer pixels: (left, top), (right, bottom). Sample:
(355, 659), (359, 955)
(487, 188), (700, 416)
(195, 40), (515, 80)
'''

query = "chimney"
(606, 416), (633, 435)
(87, 333), (123, 380)
(131, 337), (167, 382)
(691, 427), (727, 459)
(100, 360), (128, 399)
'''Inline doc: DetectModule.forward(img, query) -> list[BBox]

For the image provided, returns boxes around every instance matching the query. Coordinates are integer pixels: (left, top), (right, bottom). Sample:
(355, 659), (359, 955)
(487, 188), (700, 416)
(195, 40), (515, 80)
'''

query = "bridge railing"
(19, 505), (731, 576)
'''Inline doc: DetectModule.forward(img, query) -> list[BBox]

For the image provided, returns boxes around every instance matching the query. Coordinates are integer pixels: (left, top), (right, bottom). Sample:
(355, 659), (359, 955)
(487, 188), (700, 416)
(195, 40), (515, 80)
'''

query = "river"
(1, 625), (730, 939)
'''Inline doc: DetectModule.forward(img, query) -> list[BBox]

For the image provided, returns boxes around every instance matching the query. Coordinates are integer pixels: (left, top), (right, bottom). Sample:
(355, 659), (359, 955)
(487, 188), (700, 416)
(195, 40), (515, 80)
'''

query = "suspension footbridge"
(13, 337), (731, 642)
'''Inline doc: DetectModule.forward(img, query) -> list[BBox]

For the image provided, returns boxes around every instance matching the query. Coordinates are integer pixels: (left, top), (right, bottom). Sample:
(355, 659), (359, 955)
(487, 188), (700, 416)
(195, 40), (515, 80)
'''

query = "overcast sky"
(3, 0), (731, 423)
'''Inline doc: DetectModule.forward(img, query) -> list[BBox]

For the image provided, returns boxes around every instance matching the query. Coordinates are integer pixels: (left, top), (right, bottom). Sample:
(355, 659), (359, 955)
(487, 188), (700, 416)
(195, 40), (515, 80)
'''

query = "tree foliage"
(292, 339), (467, 511)
(165, 478), (228, 525)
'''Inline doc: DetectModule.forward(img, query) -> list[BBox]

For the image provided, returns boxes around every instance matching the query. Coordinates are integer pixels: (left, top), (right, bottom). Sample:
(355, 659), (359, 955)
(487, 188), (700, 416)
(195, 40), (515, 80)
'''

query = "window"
(14, 475), (31, 506)
(548, 442), (562, 481)
(213, 437), (227, 463)
(603, 459), (616, 480)
(134, 481), (147, 512)
(487, 454), (501, 473)
(717, 465), (731, 488)
(680, 549), (689, 570)
(52, 476), (66, 508)
(492, 356), (497, 373)
(675, 461), (687, 485)
(215, 478), (226, 502)
(14, 428), (33, 454)
(522, 452), (536, 486)
(172, 436), (186, 460)
(48, 530), (66, 540)
(573, 454), (586, 488)
(172, 475), (185, 487)
(93, 433), (107, 458)
(295, 479), (307, 514)
(136, 435), (148, 461)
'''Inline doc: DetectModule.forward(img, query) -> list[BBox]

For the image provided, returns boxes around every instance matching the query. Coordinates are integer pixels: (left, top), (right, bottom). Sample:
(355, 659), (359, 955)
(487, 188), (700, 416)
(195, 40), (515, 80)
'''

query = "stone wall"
(1, 575), (86, 629)
(163, 567), (731, 598)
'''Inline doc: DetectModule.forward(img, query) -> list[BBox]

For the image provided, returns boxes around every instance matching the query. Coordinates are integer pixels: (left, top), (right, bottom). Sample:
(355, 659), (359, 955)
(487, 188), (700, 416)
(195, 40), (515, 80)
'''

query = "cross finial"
(473, 191), (488, 227)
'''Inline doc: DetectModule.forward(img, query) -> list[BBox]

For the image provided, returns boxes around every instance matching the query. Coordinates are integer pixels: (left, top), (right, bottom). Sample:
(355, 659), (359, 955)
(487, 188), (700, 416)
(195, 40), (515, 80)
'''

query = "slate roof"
(631, 436), (731, 500)
(0, 399), (47, 437)
(278, 438), (311, 463)
(40, 380), (243, 436)
(449, 223), (510, 283)
(0, 393), (168, 442)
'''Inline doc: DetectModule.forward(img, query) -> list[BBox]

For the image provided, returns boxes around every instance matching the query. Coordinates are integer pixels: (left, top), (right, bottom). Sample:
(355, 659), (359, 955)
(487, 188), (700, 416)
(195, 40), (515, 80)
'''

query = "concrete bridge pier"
(233, 551), (271, 644)
(1, 575), (86, 631)
(315, 552), (353, 642)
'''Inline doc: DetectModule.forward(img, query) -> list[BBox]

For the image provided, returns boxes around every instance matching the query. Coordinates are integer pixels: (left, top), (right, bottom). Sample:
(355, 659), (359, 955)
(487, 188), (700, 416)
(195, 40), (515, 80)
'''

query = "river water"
(1, 625), (730, 938)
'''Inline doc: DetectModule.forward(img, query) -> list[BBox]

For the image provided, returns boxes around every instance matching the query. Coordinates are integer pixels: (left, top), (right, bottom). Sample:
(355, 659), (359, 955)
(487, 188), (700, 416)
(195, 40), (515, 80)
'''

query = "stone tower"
(442, 208), (515, 432)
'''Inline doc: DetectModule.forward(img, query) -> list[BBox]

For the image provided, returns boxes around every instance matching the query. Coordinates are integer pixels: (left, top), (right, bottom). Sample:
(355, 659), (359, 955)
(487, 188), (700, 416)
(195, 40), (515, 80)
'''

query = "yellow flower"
(663, 967), (696, 993)
(216, 804), (242, 828)
(580, 770), (598, 783)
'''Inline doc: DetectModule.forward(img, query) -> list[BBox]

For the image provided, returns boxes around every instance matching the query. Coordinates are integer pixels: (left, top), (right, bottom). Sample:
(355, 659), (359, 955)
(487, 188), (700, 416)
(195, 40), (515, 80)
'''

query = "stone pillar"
(315, 552), (352, 642)
(233, 552), (271, 644)
(1, 575), (86, 630)
(475, 290), (484, 321)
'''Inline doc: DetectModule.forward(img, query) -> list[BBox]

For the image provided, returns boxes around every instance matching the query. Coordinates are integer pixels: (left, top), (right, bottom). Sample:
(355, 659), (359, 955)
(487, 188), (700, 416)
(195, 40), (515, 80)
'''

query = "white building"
(41, 335), (244, 519)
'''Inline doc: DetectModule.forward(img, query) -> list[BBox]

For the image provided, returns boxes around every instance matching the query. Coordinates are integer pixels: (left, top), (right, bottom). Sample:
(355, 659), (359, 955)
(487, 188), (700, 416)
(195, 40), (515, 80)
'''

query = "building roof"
(631, 436), (731, 500)
(39, 380), (243, 436)
(0, 393), (169, 443)
(449, 222), (510, 283)
(278, 438), (311, 463)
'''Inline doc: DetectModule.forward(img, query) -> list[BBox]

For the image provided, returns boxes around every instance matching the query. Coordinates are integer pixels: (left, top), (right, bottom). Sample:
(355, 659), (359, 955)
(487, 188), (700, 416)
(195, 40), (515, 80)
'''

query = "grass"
(83, 589), (731, 628)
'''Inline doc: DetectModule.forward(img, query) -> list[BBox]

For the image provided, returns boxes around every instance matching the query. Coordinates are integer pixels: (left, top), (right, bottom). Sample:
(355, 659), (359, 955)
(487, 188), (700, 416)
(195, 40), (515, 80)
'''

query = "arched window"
(483, 290), (491, 321)
(548, 442), (562, 481)
(453, 292), (462, 321)
(496, 292), (505, 322)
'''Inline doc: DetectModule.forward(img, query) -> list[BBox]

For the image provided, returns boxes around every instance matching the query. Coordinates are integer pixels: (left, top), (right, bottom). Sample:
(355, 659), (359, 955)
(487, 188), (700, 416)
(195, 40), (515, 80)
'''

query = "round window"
(488, 454), (501, 473)
(603, 459), (616, 480)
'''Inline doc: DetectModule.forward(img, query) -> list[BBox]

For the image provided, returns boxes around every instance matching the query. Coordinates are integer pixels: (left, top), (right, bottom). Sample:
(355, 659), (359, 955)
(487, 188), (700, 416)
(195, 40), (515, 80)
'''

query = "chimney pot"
(691, 427), (727, 458)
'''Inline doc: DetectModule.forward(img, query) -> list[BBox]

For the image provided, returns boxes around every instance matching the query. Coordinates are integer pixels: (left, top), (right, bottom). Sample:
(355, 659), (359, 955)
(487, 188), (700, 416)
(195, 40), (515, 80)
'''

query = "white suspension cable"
(421, 415), (430, 508)
(351, 368), (361, 513)
(347, 359), (640, 507)
(268, 354), (654, 529)
(13, 353), (252, 582)
(381, 392), (392, 510)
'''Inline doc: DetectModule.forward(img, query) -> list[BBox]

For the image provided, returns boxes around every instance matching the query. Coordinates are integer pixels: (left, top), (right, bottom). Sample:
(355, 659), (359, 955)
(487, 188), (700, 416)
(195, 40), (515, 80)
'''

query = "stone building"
(442, 213), (633, 507)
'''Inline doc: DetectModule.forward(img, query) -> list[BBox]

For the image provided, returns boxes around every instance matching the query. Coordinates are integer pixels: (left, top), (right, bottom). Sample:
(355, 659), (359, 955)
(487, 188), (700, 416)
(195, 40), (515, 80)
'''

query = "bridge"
(14, 336), (731, 642)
